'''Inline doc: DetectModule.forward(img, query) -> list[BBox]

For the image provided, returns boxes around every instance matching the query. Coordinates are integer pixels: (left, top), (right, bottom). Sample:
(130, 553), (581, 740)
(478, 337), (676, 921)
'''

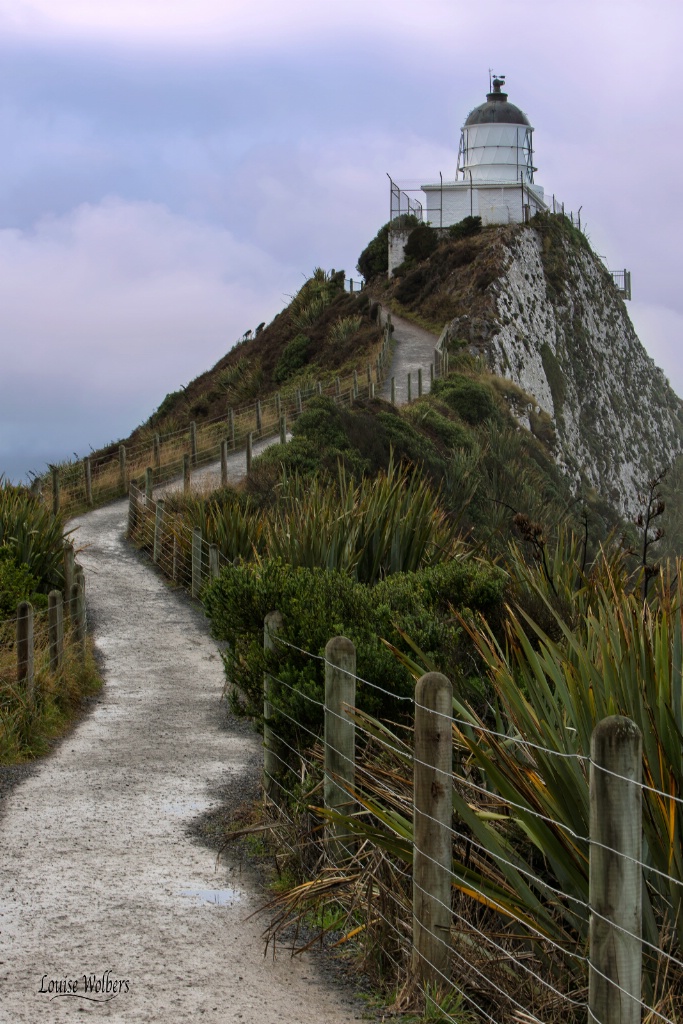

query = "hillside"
(373, 215), (683, 518)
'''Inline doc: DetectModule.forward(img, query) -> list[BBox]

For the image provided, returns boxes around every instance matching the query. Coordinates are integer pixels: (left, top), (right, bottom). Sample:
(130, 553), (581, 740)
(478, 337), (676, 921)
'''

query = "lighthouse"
(420, 76), (548, 228)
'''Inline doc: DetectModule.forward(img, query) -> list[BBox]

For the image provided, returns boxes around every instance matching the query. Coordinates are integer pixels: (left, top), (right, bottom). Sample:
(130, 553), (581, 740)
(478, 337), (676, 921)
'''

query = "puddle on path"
(178, 888), (241, 906)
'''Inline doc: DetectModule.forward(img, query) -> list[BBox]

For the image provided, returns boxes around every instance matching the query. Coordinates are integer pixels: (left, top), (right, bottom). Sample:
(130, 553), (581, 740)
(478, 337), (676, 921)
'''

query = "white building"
(420, 77), (548, 229)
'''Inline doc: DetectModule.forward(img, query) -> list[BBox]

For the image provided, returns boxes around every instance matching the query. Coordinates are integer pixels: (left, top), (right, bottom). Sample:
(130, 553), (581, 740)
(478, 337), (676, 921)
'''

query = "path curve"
(0, 494), (361, 1023)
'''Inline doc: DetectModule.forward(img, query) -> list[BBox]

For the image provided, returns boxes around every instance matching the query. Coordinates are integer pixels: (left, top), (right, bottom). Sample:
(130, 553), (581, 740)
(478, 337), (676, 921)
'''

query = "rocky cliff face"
(435, 219), (683, 517)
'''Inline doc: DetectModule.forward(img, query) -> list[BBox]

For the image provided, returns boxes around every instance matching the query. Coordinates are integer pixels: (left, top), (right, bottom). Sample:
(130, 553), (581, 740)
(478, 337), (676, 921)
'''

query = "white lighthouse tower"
(420, 76), (548, 228)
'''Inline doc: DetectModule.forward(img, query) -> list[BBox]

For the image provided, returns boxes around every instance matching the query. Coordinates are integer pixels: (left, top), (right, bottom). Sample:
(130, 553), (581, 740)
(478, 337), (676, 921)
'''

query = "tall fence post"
(324, 637), (357, 861)
(48, 590), (64, 673)
(246, 432), (253, 474)
(418, 367), (423, 398)
(16, 601), (34, 697)
(279, 414), (287, 445)
(70, 581), (86, 653)
(255, 399), (262, 436)
(183, 453), (191, 495)
(51, 467), (60, 516)
(209, 543), (220, 579)
(190, 421), (198, 466)
(407, 373), (412, 403)
(296, 389), (303, 415)
(83, 456), (92, 506)
(220, 440), (228, 487)
(413, 671), (453, 988)
(228, 408), (235, 449)
(589, 716), (642, 1024)
(127, 485), (138, 537)
(391, 376), (396, 406)
(119, 445), (127, 494)
(153, 498), (165, 564)
(263, 611), (284, 801)
(63, 541), (75, 611)
(191, 527), (202, 599)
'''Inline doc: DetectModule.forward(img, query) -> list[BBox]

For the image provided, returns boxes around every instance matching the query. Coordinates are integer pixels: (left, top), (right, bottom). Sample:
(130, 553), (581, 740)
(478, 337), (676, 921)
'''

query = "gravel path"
(0, 317), (438, 1021)
(379, 309), (439, 405)
(0, 494), (362, 1023)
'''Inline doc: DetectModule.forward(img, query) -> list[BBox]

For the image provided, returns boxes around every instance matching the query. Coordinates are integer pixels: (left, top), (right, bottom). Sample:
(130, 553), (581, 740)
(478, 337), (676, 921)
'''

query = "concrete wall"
(388, 229), (410, 275)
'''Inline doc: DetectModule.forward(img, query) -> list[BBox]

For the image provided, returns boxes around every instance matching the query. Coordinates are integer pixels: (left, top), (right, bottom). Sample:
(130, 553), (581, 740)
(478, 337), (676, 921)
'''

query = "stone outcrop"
(441, 221), (682, 516)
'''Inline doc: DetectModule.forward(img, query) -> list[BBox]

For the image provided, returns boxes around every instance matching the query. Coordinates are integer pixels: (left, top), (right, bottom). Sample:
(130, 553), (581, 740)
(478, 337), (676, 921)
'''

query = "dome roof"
(464, 78), (530, 127)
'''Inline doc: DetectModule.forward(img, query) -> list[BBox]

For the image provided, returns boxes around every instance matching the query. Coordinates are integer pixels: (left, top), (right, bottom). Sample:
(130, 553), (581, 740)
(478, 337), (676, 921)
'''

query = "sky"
(1, 0), (682, 483)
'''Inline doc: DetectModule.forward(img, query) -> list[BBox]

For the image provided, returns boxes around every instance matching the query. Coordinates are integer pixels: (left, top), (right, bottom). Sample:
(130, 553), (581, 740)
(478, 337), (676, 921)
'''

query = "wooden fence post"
(145, 466), (153, 505)
(190, 421), (197, 466)
(228, 408), (235, 449)
(83, 457), (92, 506)
(391, 376), (396, 405)
(316, 380), (322, 396)
(366, 363), (372, 386)
(70, 581), (86, 652)
(263, 611), (284, 801)
(324, 636), (357, 861)
(255, 399), (262, 436)
(246, 432), (253, 474)
(48, 590), (64, 673)
(119, 445), (127, 493)
(191, 527), (202, 599)
(589, 716), (642, 1024)
(279, 414), (287, 445)
(153, 433), (161, 470)
(407, 373), (412, 403)
(429, 362), (434, 386)
(63, 541), (75, 610)
(16, 601), (34, 697)
(353, 369), (358, 399)
(220, 440), (228, 487)
(418, 367), (423, 398)
(209, 543), (220, 579)
(51, 467), (60, 516)
(413, 672), (453, 988)
(183, 453), (191, 495)
(296, 389), (303, 415)
(434, 348), (441, 378)
(153, 499), (165, 564)
(127, 485), (138, 537)
(370, 381), (375, 399)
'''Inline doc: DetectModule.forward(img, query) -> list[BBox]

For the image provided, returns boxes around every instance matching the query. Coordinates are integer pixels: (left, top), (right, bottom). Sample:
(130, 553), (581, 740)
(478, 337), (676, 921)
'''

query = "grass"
(0, 617), (101, 763)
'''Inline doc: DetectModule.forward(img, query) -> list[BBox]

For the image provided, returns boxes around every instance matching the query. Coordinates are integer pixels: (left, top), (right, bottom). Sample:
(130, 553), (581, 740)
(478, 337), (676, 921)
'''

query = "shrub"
(448, 215), (482, 240)
(274, 334), (311, 383)
(404, 224), (437, 262)
(0, 480), (66, 592)
(431, 374), (498, 425)
(328, 315), (362, 346)
(395, 267), (429, 305)
(0, 548), (40, 616)
(202, 556), (506, 744)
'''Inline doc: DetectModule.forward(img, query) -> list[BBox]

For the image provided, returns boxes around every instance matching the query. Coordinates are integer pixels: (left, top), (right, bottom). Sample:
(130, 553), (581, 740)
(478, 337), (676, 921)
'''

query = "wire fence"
(0, 545), (90, 751)
(33, 314), (395, 520)
(124, 471), (681, 1022)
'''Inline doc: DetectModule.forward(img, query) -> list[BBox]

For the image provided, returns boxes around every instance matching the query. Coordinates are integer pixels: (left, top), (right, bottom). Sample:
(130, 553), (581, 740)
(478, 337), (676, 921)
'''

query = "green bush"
(448, 215), (482, 240)
(0, 547), (40, 617)
(203, 556), (506, 747)
(431, 374), (498, 425)
(0, 480), (66, 593)
(274, 334), (311, 383)
(356, 222), (390, 281)
(404, 224), (438, 262)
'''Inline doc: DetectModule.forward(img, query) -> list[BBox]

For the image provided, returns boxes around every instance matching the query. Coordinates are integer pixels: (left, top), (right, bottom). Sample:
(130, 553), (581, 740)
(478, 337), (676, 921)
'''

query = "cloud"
(0, 198), (298, 479)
